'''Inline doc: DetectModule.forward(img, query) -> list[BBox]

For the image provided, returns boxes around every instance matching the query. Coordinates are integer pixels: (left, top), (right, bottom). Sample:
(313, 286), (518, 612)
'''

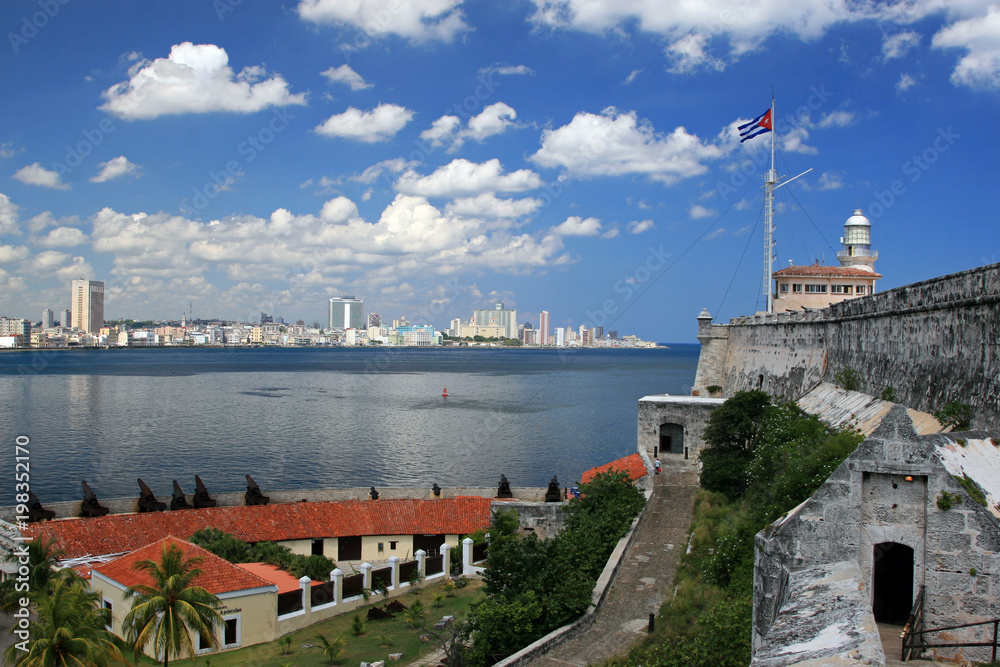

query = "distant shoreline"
(0, 343), (691, 355)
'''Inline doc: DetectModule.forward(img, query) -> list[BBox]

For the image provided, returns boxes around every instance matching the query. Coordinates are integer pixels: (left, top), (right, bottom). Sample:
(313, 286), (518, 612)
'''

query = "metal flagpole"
(763, 97), (777, 313)
(761, 96), (811, 314)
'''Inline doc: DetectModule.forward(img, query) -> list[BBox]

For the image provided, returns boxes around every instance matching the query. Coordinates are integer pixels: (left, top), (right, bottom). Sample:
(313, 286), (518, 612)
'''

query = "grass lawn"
(132, 578), (483, 667)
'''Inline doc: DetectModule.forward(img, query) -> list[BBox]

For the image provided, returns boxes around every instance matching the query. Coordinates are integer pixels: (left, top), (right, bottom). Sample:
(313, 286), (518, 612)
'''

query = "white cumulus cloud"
(689, 204), (716, 219)
(100, 43), (307, 120)
(297, 0), (468, 43)
(531, 107), (722, 184)
(395, 159), (543, 198)
(551, 215), (602, 236)
(422, 102), (521, 152)
(321, 64), (373, 90)
(933, 7), (1000, 88)
(314, 103), (414, 142)
(628, 219), (655, 234)
(35, 226), (88, 247)
(91, 156), (139, 183)
(883, 31), (921, 60)
(13, 163), (70, 190)
(445, 193), (543, 219)
(0, 194), (19, 234)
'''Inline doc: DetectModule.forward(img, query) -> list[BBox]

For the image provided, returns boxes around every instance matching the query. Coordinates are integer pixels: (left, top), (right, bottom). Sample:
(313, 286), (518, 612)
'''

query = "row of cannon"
(21, 473), (558, 524)
(23, 474), (270, 523)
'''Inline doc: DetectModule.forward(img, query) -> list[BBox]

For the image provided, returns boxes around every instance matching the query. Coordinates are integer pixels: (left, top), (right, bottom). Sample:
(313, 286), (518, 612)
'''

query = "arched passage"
(872, 542), (914, 624)
(659, 423), (684, 455)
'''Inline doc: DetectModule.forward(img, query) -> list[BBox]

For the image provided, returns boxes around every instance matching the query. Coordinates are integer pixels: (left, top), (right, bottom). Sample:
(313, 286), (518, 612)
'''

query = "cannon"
(137, 478), (166, 512)
(544, 475), (561, 503)
(80, 480), (110, 517)
(432, 482), (442, 497)
(25, 491), (55, 522)
(193, 475), (216, 509)
(244, 474), (269, 506)
(170, 480), (190, 510)
(497, 474), (513, 499)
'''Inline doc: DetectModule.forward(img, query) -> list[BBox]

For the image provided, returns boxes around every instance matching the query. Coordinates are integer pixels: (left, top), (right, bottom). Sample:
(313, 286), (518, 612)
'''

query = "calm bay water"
(0, 346), (698, 503)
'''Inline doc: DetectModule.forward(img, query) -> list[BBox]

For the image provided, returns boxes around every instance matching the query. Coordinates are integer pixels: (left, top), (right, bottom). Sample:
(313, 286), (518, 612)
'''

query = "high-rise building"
(473, 302), (517, 339)
(594, 326), (604, 341)
(329, 295), (365, 330)
(539, 310), (550, 345)
(70, 279), (105, 334)
(42, 309), (54, 329)
(59, 309), (71, 328)
(555, 327), (565, 347)
(367, 313), (381, 328)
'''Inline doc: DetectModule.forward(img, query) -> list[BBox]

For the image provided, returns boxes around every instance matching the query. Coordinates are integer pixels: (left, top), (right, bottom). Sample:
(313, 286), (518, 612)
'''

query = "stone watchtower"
(837, 208), (878, 271)
(692, 309), (729, 396)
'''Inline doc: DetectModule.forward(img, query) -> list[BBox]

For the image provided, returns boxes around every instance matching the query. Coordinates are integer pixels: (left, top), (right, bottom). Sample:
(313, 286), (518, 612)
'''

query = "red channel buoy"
(442, 387), (449, 397)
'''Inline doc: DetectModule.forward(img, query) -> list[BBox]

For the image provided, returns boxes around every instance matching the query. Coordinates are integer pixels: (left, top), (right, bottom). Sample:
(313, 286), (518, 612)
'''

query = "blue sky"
(1, 0), (998, 343)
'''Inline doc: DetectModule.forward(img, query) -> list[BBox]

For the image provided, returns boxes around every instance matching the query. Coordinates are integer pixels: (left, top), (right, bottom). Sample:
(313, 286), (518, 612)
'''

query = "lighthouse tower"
(837, 208), (878, 272)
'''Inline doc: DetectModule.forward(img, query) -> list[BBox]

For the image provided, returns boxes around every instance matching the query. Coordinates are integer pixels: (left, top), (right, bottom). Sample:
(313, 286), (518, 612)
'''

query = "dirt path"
(524, 456), (699, 667)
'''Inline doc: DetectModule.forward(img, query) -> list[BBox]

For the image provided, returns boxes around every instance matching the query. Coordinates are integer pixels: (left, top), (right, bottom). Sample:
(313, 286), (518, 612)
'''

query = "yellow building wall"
(360, 535), (413, 561)
(90, 573), (277, 658)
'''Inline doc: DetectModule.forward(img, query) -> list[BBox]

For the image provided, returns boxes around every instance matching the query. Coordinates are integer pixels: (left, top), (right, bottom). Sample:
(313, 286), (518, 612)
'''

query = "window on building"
(390, 541), (398, 550)
(378, 542), (384, 552)
(223, 617), (239, 648)
(311, 539), (324, 556)
(779, 283), (789, 293)
(792, 283), (802, 293)
(198, 629), (213, 652)
(805, 284), (827, 293)
(103, 599), (113, 632)
(857, 285), (867, 294)
(831, 285), (852, 294)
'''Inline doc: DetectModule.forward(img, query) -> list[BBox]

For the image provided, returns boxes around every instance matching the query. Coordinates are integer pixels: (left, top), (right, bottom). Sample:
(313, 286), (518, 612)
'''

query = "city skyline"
(1, 1), (999, 343)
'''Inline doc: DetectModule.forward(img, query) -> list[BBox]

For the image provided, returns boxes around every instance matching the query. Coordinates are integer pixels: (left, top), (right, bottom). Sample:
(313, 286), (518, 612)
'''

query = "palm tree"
(0, 536), (63, 612)
(3, 572), (128, 666)
(122, 541), (223, 667)
(314, 633), (346, 665)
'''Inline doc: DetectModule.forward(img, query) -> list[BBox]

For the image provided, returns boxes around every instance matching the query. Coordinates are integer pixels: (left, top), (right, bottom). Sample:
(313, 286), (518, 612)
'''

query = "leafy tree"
(3, 572), (128, 667)
(122, 542), (223, 667)
(935, 400), (974, 430)
(700, 391), (771, 500)
(0, 536), (63, 613)
(288, 553), (337, 582)
(465, 592), (543, 666)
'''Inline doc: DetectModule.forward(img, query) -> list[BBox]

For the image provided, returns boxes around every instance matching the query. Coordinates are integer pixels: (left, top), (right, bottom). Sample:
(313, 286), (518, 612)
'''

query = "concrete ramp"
(796, 383), (946, 436)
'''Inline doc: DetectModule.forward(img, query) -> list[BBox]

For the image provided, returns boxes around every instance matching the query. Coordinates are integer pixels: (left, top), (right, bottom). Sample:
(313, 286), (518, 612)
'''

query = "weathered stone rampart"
(695, 262), (1000, 427)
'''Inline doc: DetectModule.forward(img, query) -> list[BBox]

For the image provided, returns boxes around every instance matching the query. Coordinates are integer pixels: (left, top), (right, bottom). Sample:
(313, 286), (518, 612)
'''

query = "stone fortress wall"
(694, 262), (1000, 428)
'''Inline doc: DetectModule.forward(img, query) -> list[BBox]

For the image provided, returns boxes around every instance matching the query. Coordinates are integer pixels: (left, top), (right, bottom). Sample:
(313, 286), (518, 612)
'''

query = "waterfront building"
(772, 208), (881, 313)
(594, 326), (604, 341)
(555, 327), (565, 347)
(329, 296), (365, 330)
(42, 308), (54, 329)
(0, 317), (30, 347)
(396, 324), (436, 346)
(539, 310), (550, 345)
(70, 279), (105, 334)
(473, 302), (517, 339)
(59, 308), (70, 328)
(367, 313), (381, 329)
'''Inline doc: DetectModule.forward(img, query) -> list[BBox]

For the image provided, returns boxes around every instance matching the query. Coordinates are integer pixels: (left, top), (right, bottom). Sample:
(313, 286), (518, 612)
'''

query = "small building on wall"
(753, 407), (1000, 666)
(637, 394), (724, 460)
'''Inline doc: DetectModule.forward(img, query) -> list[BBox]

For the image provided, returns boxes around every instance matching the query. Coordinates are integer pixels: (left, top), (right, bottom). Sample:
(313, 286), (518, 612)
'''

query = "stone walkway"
(524, 456), (700, 667)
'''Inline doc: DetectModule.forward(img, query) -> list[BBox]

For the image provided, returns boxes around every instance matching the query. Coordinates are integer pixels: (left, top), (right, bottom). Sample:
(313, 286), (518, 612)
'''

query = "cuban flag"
(738, 108), (772, 143)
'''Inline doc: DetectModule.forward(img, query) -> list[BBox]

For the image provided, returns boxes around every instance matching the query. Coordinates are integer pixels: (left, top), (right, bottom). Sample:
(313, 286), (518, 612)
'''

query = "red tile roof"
(581, 453), (648, 484)
(236, 562), (321, 594)
(773, 265), (882, 278)
(25, 497), (494, 560)
(92, 537), (274, 595)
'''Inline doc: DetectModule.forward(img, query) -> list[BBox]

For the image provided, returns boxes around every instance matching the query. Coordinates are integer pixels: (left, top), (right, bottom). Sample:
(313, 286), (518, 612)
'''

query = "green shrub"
(937, 490), (962, 511)
(880, 386), (896, 401)
(833, 367), (862, 391)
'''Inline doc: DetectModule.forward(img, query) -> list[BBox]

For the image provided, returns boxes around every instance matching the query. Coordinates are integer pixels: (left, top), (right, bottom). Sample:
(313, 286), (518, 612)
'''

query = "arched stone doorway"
(659, 423), (684, 455)
(872, 542), (914, 624)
